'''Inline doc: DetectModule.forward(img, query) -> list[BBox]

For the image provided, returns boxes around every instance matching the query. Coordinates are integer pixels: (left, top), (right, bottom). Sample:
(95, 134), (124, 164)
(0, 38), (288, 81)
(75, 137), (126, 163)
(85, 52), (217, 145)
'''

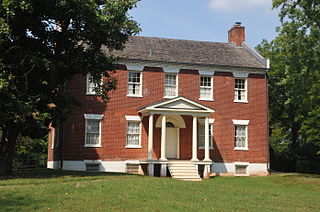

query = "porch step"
(168, 162), (201, 181)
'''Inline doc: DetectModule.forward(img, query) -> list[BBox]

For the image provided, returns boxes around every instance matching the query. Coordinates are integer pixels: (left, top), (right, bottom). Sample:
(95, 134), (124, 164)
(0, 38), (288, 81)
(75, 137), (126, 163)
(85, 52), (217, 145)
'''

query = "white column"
(160, 164), (167, 177)
(147, 114), (154, 160)
(148, 164), (154, 176)
(191, 116), (199, 161)
(160, 115), (167, 161)
(204, 117), (211, 161)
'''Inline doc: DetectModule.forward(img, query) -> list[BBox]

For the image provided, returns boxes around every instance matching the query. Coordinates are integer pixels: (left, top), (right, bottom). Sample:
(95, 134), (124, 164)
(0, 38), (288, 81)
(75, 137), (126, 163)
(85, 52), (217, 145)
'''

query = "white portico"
(138, 96), (215, 177)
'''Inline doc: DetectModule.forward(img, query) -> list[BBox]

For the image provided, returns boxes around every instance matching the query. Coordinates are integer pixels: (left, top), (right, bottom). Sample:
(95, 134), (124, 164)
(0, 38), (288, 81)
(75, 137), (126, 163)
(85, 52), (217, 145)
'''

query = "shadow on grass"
(270, 171), (320, 178)
(0, 168), (128, 181)
(0, 194), (43, 212)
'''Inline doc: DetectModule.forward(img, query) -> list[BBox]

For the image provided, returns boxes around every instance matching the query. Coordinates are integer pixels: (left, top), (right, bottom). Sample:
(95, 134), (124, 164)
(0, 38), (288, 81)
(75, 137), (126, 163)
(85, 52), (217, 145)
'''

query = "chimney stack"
(228, 22), (245, 47)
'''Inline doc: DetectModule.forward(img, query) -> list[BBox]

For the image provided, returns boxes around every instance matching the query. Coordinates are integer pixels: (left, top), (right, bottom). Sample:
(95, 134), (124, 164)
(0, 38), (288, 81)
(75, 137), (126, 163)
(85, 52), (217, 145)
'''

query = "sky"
(129, 0), (280, 47)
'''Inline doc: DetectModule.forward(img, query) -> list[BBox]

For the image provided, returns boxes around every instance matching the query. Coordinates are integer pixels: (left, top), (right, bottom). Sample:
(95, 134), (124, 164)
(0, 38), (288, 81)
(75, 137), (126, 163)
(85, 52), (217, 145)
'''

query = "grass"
(0, 169), (320, 212)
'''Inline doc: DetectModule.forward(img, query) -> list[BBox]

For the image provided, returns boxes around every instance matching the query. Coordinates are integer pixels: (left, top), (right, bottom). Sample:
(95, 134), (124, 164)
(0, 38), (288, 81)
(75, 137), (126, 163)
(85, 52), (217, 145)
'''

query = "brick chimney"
(228, 22), (245, 47)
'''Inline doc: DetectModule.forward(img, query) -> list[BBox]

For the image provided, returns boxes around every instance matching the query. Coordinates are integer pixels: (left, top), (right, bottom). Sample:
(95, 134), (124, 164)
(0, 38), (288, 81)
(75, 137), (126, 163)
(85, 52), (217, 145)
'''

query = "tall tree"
(0, 0), (140, 176)
(257, 0), (320, 173)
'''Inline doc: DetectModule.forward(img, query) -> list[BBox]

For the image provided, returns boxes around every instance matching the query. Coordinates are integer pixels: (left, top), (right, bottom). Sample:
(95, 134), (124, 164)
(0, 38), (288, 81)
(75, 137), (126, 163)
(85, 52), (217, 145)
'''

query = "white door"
(166, 127), (179, 159)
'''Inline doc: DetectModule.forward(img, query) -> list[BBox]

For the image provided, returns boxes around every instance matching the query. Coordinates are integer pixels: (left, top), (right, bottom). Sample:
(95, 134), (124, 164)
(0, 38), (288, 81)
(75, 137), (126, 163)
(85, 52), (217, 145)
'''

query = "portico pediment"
(138, 96), (215, 116)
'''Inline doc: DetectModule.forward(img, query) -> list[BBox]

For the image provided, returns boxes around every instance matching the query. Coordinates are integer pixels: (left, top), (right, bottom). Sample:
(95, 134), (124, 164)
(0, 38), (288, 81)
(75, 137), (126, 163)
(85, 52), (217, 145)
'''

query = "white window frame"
(164, 74), (178, 98)
(86, 73), (96, 95)
(234, 78), (248, 103)
(199, 76), (213, 101)
(125, 116), (142, 148)
(233, 119), (249, 151)
(84, 114), (103, 147)
(198, 119), (215, 149)
(127, 71), (143, 97)
(234, 162), (249, 176)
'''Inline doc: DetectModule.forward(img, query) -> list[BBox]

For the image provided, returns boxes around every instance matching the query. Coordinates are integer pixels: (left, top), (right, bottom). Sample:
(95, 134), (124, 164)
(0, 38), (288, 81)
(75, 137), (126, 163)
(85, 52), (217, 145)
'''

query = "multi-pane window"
(235, 165), (248, 175)
(199, 124), (213, 149)
(85, 120), (101, 146)
(127, 122), (141, 146)
(234, 78), (247, 101)
(200, 76), (212, 99)
(84, 114), (103, 147)
(164, 74), (177, 97)
(86, 73), (96, 95)
(234, 125), (247, 149)
(128, 72), (141, 96)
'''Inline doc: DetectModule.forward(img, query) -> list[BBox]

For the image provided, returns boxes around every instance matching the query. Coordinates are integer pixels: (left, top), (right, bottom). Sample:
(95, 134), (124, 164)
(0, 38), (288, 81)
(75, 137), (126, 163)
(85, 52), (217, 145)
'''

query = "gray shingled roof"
(105, 36), (266, 69)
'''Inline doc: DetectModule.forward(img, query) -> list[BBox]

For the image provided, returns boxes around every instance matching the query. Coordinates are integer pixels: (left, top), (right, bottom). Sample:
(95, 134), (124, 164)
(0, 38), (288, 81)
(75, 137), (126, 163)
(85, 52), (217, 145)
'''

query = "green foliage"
(257, 0), (320, 173)
(14, 136), (47, 168)
(0, 0), (140, 175)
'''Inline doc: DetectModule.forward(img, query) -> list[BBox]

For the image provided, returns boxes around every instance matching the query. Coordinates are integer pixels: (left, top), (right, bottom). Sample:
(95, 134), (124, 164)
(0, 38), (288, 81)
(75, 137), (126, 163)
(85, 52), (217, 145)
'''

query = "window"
(84, 114), (103, 147)
(86, 163), (100, 172)
(125, 116), (142, 148)
(86, 73), (97, 95)
(235, 165), (248, 175)
(198, 119), (214, 149)
(164, 74), (177, 97)
(233, 119), (249, 150)
(234, 78), (247, 102)
(200, 76), (213, 100)
(127, 122), (141, 147)
(128, 72), (142, 96)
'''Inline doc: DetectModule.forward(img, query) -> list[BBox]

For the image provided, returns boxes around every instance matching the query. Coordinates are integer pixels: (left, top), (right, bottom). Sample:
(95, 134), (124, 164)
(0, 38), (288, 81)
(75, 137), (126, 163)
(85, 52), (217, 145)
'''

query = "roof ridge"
(130, 35), (229, 45)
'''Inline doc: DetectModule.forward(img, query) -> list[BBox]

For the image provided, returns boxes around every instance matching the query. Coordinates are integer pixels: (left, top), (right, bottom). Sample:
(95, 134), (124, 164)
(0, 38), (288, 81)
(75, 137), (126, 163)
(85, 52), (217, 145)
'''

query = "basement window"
(86, 163), (100, 172)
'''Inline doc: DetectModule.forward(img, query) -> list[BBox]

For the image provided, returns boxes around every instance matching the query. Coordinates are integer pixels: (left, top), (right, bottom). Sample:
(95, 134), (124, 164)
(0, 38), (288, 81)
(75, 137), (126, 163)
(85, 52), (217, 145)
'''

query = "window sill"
(234, 100), (248, 103)
(127, 94), (143, 98)
(125, 145), (142, 149)
(234, 147), (249, 151)
(199, 98), (214, 102)
(84, 144), (102, 148)
(86, 92), (96, 96)
(198, 147), (214, 150)
(163, 96), (178, 99)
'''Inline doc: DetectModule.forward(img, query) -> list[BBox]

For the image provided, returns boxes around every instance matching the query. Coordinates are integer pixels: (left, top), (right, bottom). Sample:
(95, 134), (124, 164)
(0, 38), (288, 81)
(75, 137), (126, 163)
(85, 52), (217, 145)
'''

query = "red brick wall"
(48, 66), (268, 164)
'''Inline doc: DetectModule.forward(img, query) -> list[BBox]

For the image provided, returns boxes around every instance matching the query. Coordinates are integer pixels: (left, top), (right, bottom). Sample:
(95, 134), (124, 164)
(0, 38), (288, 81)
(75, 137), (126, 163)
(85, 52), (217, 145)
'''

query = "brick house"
(48, 23), (270, 180)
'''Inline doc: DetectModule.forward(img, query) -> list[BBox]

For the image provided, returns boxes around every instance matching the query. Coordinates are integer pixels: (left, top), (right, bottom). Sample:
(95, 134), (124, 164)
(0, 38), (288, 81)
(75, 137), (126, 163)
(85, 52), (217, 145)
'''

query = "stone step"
(168, 163), (201, 181)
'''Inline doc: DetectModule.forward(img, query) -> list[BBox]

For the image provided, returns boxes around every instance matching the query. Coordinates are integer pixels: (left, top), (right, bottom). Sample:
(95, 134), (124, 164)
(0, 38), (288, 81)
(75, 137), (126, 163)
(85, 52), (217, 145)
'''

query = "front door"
(166, 123), (179, 159)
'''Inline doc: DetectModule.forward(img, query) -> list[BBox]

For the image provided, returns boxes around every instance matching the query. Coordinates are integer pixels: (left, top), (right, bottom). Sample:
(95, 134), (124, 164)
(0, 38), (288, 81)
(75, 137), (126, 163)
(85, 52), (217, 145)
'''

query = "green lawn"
(0, 169), (319, 212)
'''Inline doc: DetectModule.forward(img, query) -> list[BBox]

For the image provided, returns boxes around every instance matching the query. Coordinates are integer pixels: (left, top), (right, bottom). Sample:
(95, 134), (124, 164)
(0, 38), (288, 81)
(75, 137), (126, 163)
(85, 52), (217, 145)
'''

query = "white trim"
(142, 96), (215, 113)
(56, 160), (268, 176)
(126, 120), (142, 148)
(155, 114), (186, 128)
(119, 60), (268, 76)
(86, 73), (96, 95)
(84, 114), (103, 148)
(84, 160), (102, 164)
(232, 119), (249, 125)
(84, 114), (104, 120)
(125, 145), (142, 149)
(125, 115), (142, 121)
(234, 78), (248, 102)
(234, 100), (248, 103)
(199, 75), (213, 100)
(198, 118), (215, 124)
(233, 72), (248, 78)
(126, 64), (144, 71)
(127, 94), (143, 98)
(164, 73), (178, 98)
(198, 69), (215, 76)
(163, 67), (180, 73)
(127, 71), (143, 97)
(234, 162), (249, 166)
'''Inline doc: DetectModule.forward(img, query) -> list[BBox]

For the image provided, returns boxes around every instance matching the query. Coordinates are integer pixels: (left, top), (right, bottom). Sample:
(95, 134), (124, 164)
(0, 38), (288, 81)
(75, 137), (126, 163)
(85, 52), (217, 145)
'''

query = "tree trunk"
(0, 125), (19, 176)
